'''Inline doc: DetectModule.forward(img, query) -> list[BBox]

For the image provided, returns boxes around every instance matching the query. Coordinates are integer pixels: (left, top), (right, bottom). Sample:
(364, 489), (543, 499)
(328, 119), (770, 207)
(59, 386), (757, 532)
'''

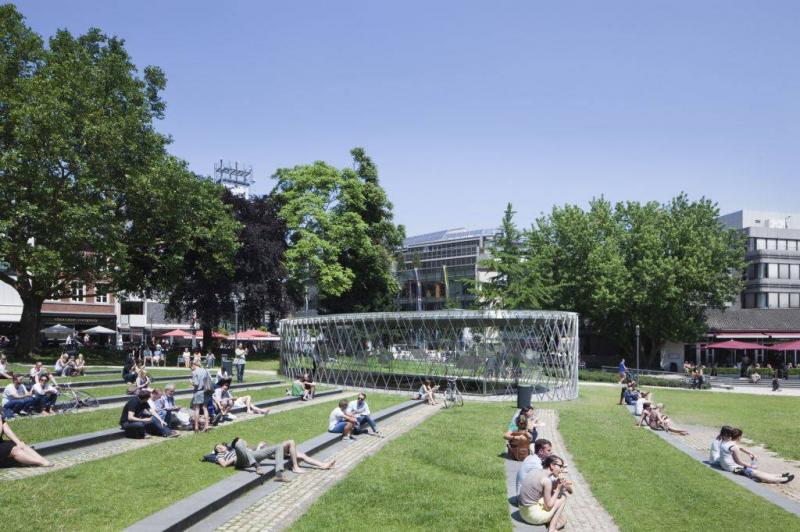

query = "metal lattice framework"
(280, 310), (579, 401)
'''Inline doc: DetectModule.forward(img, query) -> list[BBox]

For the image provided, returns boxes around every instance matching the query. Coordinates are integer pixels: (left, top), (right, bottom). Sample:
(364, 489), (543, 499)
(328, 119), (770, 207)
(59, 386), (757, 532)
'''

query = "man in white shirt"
(0, 355), (12, 379)
(31, 374), (59, 414)
(328, 399), (358, 440)
(347, 393), (380, 436)
(515, 438), (552, 497)
(3, 374), (34, 418)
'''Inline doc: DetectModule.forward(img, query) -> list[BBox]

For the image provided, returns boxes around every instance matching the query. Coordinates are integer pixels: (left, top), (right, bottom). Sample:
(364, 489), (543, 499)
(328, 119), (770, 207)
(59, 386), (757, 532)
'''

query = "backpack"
(507, 432), (531, 461)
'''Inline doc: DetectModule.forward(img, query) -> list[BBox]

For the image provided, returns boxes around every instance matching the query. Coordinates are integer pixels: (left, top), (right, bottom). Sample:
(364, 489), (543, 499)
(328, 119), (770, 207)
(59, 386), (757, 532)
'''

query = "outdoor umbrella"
(40, 324), (76, 335)
(771, 340), (800, 366)
(81, 325), (117, 335)
(159, 329), (190, 337)
(704, 340), (773, 350)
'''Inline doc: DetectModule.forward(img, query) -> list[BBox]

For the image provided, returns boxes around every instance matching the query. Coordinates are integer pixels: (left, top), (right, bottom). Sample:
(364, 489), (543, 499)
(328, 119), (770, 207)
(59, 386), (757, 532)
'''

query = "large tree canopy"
(0, 6), (238, 355)
(272, 148), (404, 313)
(478, 194), (744, 365)
(166, 191), (287, 347)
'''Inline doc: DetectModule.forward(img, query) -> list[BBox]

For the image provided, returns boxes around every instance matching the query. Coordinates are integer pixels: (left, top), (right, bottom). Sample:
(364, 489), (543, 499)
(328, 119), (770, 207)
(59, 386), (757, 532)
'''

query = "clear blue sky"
(13, 1), (800, 235)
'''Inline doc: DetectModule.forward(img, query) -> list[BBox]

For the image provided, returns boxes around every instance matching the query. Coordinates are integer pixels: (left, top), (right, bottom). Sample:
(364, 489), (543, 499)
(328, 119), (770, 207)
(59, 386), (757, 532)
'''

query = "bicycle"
(54, 383), (99, 413)
(441, 377), (464, 409)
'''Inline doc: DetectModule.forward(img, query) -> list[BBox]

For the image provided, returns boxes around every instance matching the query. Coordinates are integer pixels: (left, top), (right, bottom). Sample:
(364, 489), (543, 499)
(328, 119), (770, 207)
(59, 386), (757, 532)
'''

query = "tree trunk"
(202, 324), (212, 354)
(15, 292), (45, 358)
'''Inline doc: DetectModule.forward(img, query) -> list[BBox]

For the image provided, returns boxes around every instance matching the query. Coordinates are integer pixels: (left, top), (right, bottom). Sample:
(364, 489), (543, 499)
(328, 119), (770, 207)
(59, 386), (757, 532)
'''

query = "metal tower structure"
(213, 160), (254, 198)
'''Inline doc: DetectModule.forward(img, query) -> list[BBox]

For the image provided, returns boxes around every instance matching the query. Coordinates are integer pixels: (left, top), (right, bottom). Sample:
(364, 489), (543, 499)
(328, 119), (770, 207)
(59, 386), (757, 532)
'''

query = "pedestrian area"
(505, 409), (619, 531)
(191, 403), (443, 532)
(0, 391), (354, 482)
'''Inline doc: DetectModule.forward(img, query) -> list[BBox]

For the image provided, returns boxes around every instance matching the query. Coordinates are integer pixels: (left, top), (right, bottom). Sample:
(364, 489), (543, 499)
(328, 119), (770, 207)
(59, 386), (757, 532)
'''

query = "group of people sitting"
(2, 371), (60, 419)
(327, 394), (381, 440)
(709, 426), (794, 484)
(621, 381), (691, 436)
(288, 374), (317, 401)
(54, 353), (86, 377)
(504, 407), (572, 531)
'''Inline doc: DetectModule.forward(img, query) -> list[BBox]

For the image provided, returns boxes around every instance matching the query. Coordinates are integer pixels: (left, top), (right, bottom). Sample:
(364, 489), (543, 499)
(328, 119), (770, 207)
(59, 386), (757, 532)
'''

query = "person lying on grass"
(120, 390), (178, 439)
(720, 427), (794, 484)
(328, 399), (359, 440)
(212, 380), (269, 421)
(516, 438), (553, 496)
(505, 415), (533, 461)
(637, 403), (689, 435)
(0, 412), (53, 467)
(518, 454), (572, 531)
(211, 437), (335, 481)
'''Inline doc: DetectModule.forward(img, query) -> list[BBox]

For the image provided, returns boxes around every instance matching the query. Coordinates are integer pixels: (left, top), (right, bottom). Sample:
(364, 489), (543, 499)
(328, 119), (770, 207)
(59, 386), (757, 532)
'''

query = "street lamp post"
(232, 294), (240, 347)
(635, 324), (640, 375)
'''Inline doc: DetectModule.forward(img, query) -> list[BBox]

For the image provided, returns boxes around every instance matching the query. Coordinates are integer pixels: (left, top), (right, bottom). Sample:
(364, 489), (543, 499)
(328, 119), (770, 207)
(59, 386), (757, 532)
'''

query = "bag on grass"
(507, 431), (531, 461)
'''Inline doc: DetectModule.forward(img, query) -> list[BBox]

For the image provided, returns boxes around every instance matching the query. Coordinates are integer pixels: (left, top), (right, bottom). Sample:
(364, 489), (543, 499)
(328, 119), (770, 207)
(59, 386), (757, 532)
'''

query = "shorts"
(0, 440), (17, 468)
(733, 466), (755, 478)
(519, 498), (556, 525)
(329, 421), (349, 433)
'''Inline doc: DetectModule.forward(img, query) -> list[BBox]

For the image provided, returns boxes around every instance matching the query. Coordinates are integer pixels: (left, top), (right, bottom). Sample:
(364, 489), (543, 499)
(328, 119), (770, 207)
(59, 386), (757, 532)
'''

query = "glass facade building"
(395, 228), (497, 311)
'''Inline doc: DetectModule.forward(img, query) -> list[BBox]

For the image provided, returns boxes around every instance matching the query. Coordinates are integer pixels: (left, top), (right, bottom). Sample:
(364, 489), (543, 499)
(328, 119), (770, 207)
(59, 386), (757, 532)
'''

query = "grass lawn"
(13, 382), (301, 444)
(641, 387), (800, 460)
(0, 394), (405, 531)
(551, 386), (800, 531)
(245, 359), (280, 371)
(292, 402), (511, 531)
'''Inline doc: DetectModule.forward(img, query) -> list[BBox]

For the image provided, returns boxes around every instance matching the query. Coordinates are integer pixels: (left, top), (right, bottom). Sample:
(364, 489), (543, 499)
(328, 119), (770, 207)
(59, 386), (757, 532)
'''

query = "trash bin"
(222, 359), (233, 377)
(517, 384), (533, 409)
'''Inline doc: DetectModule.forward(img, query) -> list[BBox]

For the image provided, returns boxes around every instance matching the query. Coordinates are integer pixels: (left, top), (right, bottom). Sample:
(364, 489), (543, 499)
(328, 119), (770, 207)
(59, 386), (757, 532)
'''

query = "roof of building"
(705, 308), (800, 332)
(403, 228), (497, 247)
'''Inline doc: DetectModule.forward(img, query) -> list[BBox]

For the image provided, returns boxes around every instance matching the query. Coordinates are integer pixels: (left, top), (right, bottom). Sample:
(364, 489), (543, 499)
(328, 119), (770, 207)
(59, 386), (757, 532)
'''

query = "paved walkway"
(582, 380), (800, 397)
(0, 391), (354, 482)
(508, 409), (619, 531)
(210, 403), (442, 532)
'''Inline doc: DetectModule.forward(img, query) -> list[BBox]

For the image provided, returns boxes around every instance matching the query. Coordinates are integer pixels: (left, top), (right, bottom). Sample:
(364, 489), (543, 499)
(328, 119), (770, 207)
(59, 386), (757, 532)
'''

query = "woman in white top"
(709, 426), (733, 465)
(719, 427), (793, 483)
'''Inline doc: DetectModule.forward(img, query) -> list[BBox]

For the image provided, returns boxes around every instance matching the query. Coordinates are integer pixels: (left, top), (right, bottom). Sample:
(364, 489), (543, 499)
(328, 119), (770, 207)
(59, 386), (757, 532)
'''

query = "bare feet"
(291, 467), (308, 474)
(322, 460), (336, 470)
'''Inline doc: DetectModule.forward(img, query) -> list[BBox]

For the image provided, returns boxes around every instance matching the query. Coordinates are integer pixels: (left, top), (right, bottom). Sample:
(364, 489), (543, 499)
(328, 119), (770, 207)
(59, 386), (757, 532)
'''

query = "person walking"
(190, 359), (213, 433)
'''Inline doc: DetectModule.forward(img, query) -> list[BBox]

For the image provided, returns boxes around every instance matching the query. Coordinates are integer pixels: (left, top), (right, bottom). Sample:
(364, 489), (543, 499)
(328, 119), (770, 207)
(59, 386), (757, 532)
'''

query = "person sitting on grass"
(73, 354), (86, 376)
(623, 381), (639, 405)
(2, 374), (34, 419)
(617, 375), (628, 405)
(0, 355), (12, 380)
(119, 390), (178, 439)
(347, 393), (381, 436)
(518, 455), (572, 531)
(54, 353), (71, 377)
(328, 399), (359, 440)
(419, 379), (438, 405)
(0, 412), (53, 468)
(31, 374), (58, 415)
(516, 438), (553, 496)
(719, 427), (794, 484)
(709, 426), (734, 467)
(135, 369), (152, 393)
(28, 362), (47, 386)
(505, 415), (533, 461)
(302, 373), (317, 399)
(148, 388), (172, 428)
(160, 384), (192, 429)
(216, 366), (231, 387)
(640, 403), (689, 435)
(634, 391), (652, 417)
(211, 437), (335, 480)
(288, 376), (306, 399)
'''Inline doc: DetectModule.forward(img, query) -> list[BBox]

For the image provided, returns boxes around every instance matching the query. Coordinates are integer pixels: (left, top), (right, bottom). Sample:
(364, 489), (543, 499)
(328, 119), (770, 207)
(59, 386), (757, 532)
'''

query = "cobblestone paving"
(0, 391), (354, 482)
(216, 404), (442, 532)
(536, 409), (620, 531)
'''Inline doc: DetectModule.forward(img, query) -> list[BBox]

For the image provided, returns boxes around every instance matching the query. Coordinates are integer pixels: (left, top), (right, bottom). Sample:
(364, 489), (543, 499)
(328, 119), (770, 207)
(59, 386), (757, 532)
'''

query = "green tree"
(0, 6), (239, 355)
(472, 203), (552, 309)
(529, 194), (744, 366)
(272, 148), (404, 312)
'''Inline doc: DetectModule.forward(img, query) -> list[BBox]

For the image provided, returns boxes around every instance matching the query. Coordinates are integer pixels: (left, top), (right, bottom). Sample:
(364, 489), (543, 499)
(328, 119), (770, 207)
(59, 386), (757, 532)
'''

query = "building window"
(756, 238), (766, 250)
(779, 264), (790, 279)
(71, 282), (85, 302)
(744, 293), (756, 308)
(757, 293), (767, 308)
(791, 264), (800, 280)
(768, 264), (778, 278)
(777, 239), (788, 251)
(788, 240), (798, 251)
(791, 294), (800, 308)
(767, 239), (777, 250)
(120, 301), (144, 315)
(768, 293), (779, 308)
(779, 293), (790, 308)
(95, 284), (108, 303)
